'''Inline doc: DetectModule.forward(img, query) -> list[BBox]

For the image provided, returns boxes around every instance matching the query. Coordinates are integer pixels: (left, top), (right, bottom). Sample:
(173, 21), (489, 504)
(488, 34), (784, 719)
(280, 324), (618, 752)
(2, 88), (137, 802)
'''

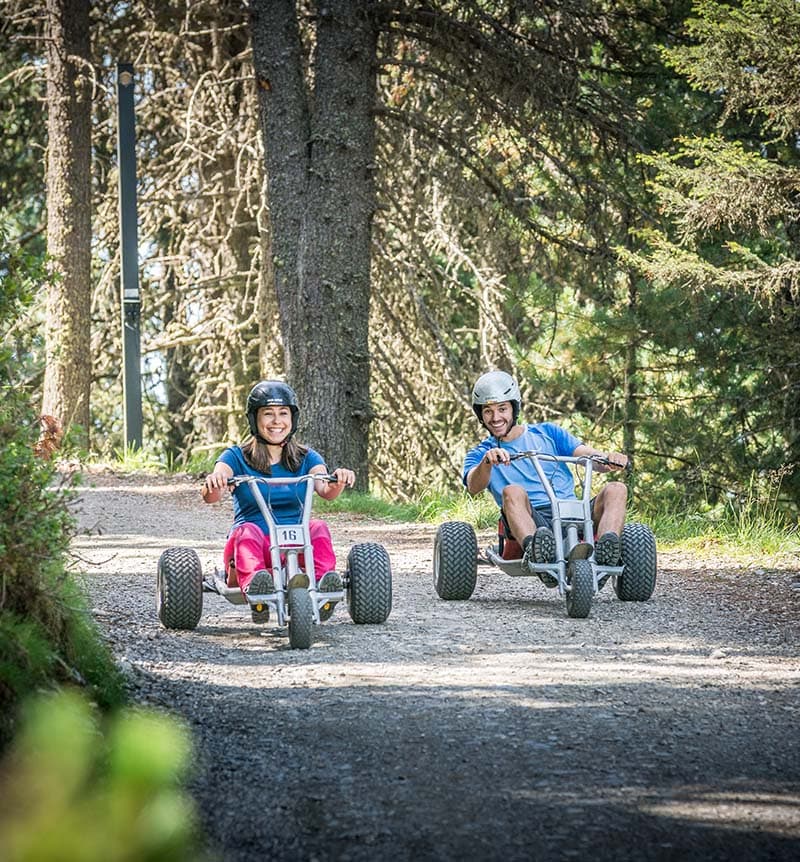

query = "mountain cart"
(157, 473), (392, 649)
(433, 452), (656, 619)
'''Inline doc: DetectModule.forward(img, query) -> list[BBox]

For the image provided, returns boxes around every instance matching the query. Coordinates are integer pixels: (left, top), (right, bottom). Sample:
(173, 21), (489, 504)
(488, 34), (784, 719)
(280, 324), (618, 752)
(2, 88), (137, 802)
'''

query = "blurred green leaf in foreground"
(0, 689), (211, 862)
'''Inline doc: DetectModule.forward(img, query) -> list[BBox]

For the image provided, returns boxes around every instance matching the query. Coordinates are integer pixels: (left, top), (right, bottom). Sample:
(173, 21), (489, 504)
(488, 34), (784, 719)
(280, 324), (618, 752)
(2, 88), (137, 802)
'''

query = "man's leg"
(502, 484), (536, 541)
(593, 481), (627, 564)
(502, 485), (556, 566)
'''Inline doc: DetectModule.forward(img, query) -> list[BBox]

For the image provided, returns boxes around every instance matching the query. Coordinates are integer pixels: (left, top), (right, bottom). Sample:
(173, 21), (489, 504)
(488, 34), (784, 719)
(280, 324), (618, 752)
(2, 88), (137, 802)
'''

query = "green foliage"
(618, 0), (800, 510)
(181, 450), (221, 475)
(0, 616), (57, 703)
(325, 476), (798, 562)
(315, 490), (421, 522)
(633, 464), (799, 560)
(0, 239), (125, 749)
(0, 690), (207, 862)
(0, 228), (46, 389)
(715, 469), (798, 553)
(412, 488), (500, 529)
(0, 16), (46, 249)
(316, 486), (499, 528)
(664, 0), (800, 136)
(639, 136), (798, 241)
(3, 0), (799, 521)
(0, 395), (127, 737)
(112, 442), (171, 473)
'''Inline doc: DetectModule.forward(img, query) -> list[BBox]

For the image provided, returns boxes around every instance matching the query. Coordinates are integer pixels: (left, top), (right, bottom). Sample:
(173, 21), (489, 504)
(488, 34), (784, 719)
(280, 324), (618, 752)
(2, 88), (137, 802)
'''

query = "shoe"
(245, 569), (275, 596)
(317, 571), (342, 592)
(595, 532), (621, 566)
(568, 542), (592, 561)
(533, 527), (556, 564)
(522, 532), (557, 586)
(317, 571), (342, 622)
(539, 570), (558, 588)
(287, 573), (310, 589)
(521, 536), (537, 573)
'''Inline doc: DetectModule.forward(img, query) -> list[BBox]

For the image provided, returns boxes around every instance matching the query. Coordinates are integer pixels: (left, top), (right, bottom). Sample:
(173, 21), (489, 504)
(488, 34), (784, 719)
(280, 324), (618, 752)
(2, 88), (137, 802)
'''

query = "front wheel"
(433, 521), (477, 600)
(157, 547), (203, 630)
(347, 543), (392, 624)
(251, 603), (270, 624)
(565, 559), (593, 619)
(615, 523), (657, 602)
(288, 587), (313, 649)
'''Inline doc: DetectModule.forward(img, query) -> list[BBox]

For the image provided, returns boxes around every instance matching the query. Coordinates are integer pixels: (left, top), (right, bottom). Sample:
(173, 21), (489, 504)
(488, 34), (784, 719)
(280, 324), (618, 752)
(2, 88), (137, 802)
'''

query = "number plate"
(277, 525), (304, 547)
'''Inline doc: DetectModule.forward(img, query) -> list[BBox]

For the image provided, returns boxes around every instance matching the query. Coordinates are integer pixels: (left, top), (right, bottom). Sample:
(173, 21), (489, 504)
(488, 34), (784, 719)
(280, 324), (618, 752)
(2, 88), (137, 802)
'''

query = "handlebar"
(508, 451), (633, 474)
(227, 472), (339, 488)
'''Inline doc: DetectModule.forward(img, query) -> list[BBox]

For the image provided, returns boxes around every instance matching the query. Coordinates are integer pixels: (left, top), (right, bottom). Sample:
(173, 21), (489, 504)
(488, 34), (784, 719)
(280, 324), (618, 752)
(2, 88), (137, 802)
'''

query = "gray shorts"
(502, 499), (595, 539)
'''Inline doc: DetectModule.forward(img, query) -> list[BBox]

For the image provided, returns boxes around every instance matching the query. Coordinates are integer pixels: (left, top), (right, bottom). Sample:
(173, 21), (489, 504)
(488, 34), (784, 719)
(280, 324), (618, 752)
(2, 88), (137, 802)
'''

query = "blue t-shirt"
(462, 423), (582, 509)
(218, 446), (325, 530)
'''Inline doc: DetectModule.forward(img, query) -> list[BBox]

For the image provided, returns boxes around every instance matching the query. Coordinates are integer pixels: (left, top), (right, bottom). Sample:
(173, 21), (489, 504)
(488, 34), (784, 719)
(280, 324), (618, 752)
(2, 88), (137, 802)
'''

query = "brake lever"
(594, 455), (633, 474)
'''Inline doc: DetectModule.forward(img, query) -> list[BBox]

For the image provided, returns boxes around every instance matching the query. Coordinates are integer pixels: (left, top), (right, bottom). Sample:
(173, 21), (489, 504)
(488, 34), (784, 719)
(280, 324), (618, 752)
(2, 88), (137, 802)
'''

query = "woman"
(202, 379), (354, 597)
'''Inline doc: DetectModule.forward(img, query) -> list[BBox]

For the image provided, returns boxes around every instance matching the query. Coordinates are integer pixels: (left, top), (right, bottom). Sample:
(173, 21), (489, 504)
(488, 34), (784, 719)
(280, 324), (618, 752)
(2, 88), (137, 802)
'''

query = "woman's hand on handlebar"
(315, 467), (355, 500)
(329, 467), (356, 488)
(201, 466), (233, 502)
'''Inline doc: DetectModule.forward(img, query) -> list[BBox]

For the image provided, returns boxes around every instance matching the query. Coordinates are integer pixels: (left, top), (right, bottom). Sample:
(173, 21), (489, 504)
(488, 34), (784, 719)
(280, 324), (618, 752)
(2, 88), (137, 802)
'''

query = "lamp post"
(116, 62), (143, 449)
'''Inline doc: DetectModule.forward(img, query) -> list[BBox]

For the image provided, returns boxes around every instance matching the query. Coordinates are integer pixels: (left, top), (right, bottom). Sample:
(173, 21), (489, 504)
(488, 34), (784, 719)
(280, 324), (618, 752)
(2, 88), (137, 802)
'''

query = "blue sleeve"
(218, 447), (245, 473)
(303, 449), (326, 472)
(462, 440), (491, 486)
(540, 423), (582, 456)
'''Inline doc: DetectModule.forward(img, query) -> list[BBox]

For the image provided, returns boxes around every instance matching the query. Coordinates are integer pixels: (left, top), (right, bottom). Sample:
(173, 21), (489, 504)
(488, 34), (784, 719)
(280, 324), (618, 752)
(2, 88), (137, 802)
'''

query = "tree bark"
(250, 0), (377, 488)
(42, 0), (93, 446)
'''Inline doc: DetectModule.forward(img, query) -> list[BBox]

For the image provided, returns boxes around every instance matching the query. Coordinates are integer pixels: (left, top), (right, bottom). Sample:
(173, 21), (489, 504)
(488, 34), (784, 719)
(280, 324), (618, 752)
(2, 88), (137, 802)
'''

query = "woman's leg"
(307, 519), (336, 580)
(223, 535), (238, 586)
(227, 522), (271, 592)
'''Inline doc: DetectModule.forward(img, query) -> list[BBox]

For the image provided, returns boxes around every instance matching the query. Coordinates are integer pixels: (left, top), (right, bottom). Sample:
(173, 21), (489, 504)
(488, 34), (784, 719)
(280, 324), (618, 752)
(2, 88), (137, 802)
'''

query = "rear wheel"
(157, 547), (203, 630)
(433, 521), (477, 600)
(565, 559), (593, 619)
(616, 523), (657, 601)
(288, 587), (313, 649)
(347, 543), (392, 624)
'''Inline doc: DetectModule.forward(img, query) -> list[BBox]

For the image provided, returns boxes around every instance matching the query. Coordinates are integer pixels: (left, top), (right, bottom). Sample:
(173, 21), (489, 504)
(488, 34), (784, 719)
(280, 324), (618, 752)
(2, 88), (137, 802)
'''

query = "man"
(462, 371), (628, 577)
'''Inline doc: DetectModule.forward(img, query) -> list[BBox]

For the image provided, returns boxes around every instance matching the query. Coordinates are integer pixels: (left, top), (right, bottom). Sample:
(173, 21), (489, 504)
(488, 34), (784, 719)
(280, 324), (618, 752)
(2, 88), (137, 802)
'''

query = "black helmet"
(471, 370), (521, 426)
(246, 380), (299, 442)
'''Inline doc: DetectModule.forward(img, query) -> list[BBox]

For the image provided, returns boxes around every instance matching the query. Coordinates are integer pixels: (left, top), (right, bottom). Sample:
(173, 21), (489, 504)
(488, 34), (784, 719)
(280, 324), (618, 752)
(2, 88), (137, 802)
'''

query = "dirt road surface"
(71, 472), (800, 862)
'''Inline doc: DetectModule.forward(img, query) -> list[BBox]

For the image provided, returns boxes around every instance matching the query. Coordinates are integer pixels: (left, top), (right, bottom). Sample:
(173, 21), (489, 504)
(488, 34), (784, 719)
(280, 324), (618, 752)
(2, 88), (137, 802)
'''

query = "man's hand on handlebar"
(482, 447), (511, 467)
(593, 451), (630, 474)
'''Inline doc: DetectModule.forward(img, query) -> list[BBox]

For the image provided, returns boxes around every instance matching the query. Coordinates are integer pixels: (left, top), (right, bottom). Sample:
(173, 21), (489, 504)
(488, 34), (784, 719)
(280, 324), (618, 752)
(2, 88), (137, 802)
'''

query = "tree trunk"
(42, 0), (92, 446)
(250, 0), (377, 488)
(623, 275), (639, 496)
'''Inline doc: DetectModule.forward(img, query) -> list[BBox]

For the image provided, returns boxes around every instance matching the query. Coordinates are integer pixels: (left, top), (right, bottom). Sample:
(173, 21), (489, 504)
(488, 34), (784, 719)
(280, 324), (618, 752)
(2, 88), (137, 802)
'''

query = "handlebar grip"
(602, 456), (633, 474)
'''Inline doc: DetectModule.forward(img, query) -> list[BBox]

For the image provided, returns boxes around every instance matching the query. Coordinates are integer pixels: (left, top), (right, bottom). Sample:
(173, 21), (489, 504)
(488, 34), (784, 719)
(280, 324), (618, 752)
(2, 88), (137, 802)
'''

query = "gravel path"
(71, 471), (800, 862)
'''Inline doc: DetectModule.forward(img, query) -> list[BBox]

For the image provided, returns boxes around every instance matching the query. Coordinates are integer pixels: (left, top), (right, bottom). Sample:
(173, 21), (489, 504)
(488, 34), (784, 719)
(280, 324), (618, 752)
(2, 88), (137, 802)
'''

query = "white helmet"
(471, 371), (521, 426)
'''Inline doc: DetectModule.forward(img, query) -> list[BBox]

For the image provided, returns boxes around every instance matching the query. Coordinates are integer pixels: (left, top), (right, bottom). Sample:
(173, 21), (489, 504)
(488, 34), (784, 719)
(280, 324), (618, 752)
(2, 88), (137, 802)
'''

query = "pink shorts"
(223, 519), (336, 592)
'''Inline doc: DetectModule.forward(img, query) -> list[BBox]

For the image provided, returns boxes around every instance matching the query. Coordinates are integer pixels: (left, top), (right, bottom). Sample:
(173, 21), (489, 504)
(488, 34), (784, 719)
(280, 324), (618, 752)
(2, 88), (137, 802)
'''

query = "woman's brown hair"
(241, 436), (308, 474)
